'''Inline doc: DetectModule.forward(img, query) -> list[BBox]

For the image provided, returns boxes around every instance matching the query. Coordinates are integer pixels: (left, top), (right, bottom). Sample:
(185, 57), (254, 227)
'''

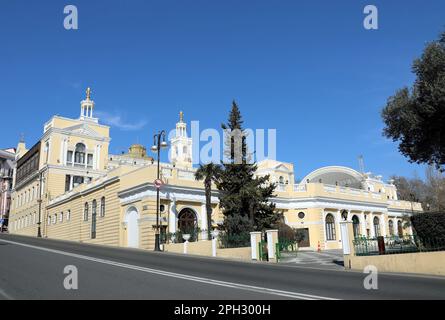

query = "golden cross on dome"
(179, 111), (184, 122)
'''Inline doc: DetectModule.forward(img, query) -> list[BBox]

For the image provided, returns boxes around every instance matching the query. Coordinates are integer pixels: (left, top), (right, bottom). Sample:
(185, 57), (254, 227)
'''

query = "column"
(93, 145), (97, 170)
(339, 221), (354, 255)
(97, 145), (101, 170)
(369, 212), (375, 237)
(336, 209), (342, 243)
(200, 203), (208, 240)
(360, 212), (366, 236)
(381, 213), (387, 237)
(168, 200), (177, 234)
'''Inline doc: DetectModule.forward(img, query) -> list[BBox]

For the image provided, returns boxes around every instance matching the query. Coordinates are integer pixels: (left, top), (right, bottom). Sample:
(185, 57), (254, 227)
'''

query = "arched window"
(84, 202), (89, 221)
(352, 215), (360, 238)
(388, 220), (394, 236)
(279, 176), (284, 184)
(373, 216), (381, 237)
(100, 197), (105, 217)
(91, 200), (97, 239)
(325, 214), (336, 241)
(74, 143), (86, 165)
(397, 220), (403, 237)
(178, 208), (197, 241)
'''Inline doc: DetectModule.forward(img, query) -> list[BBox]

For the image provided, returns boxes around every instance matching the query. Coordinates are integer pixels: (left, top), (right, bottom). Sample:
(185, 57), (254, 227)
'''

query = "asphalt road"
(0, 234), (444, 300)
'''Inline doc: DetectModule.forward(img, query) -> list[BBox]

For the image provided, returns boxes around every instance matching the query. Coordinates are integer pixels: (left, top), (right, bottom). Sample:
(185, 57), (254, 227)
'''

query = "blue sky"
(1, 0), (444, 181)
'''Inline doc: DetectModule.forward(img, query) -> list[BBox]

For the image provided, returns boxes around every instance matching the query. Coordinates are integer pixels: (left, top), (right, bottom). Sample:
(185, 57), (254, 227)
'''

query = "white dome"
(301, 166), (365, 189)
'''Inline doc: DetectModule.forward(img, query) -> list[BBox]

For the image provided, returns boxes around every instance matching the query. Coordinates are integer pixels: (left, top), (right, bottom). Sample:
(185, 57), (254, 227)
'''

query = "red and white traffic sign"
(154, 179), (164, 189)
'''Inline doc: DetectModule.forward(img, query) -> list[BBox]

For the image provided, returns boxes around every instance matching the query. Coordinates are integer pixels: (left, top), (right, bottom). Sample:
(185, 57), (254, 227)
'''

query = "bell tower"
(80, 87), (98, 123)
(170, 111), (193, 168)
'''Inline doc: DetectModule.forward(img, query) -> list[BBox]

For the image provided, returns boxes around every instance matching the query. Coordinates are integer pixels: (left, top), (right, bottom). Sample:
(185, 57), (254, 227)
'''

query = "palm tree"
(195, 163), (222, 239)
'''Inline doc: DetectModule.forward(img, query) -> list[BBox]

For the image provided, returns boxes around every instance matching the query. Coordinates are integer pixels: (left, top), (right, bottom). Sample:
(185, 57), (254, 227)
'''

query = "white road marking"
(0, 239), (339, 300)
(0, 287), (14, 300)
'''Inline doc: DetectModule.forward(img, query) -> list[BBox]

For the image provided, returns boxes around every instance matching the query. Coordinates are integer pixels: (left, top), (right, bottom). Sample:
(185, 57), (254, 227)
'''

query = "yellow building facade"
(9, 89), (422, 251)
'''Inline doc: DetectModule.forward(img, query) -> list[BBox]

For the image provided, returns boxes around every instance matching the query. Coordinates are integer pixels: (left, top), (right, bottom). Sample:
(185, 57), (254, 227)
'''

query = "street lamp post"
(151, 130), (168, 251)
(37, 172), (43, 238)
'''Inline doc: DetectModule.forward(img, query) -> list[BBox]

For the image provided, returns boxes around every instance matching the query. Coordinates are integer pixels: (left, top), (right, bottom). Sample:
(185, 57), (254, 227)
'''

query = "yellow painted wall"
(344, 251), (445, 276)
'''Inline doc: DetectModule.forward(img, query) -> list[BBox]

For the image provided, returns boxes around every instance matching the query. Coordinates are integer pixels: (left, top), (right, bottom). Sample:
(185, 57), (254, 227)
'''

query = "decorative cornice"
(119, 183), (219, 206)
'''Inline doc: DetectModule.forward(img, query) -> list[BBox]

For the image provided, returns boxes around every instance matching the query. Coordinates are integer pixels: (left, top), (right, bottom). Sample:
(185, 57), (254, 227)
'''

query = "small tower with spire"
(80, 87), (98, 123)
(170, 111), (193, 168)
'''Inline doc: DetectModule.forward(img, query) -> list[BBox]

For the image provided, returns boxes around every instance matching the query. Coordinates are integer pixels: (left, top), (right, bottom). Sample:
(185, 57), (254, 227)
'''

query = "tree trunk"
(205, 178), (213, 239)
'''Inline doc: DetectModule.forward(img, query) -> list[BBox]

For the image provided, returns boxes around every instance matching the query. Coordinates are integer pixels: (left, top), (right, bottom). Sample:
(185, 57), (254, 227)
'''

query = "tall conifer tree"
(218, 101), (278, 238)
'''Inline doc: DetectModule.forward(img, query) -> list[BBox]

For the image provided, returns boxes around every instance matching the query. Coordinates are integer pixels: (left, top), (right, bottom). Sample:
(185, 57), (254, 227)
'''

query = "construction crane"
(358, 155), (365, 174)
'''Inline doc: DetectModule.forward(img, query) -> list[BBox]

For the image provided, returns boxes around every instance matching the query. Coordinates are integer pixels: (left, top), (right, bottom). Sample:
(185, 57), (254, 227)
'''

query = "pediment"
(64, 123), (102, 138)
(273, 164), (292, 173)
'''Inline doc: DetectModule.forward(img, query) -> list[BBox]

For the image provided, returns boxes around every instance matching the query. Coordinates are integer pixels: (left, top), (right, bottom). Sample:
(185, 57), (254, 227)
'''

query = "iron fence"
(353, 235), (445, 256)
(277, 238), (298, 253)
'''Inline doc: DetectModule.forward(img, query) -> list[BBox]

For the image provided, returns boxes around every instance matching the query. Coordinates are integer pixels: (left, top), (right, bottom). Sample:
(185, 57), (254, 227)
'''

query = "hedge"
(410, 212), (445, 240)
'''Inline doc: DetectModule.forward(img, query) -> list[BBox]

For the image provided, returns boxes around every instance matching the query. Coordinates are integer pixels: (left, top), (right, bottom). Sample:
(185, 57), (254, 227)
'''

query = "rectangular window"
(59, 212), (63, 223)
(66, 210), (71, 221)
(67, 151), (73, 165)
(87, 154), (93, 168)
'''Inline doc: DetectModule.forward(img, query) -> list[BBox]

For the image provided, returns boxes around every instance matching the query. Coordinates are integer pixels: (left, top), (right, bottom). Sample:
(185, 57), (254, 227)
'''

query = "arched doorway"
(352, 215), (360, 238)
(178, 208), (197, 240)
(373, 216), (381, 237)
(388, 220), (394, 236)
(125, 207), (139, 248)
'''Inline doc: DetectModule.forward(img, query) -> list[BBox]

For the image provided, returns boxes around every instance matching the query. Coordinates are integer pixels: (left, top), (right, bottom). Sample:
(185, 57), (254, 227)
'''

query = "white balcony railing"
(293, 184), (307, 192)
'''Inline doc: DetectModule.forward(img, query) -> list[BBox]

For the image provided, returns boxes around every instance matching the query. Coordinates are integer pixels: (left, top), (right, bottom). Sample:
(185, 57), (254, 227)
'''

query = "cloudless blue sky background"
(1, 0), (444, 181)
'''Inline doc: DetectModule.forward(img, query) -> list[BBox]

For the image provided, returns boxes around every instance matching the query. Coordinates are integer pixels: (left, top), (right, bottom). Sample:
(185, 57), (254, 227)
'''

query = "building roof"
(301, 166), (365, 189)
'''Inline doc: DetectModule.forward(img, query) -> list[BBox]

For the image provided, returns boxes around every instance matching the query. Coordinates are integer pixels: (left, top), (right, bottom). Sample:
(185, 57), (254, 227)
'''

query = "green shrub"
(411, 212), (445, 240)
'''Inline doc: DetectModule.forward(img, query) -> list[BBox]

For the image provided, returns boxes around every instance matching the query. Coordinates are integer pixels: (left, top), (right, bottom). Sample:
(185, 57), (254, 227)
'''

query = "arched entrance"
(178, 208), (197, 240)
(388, 220), (394, 236)
(373, 216), (381, 237)
(125, 207), (139, 248)
(352, 215), (360, 238)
